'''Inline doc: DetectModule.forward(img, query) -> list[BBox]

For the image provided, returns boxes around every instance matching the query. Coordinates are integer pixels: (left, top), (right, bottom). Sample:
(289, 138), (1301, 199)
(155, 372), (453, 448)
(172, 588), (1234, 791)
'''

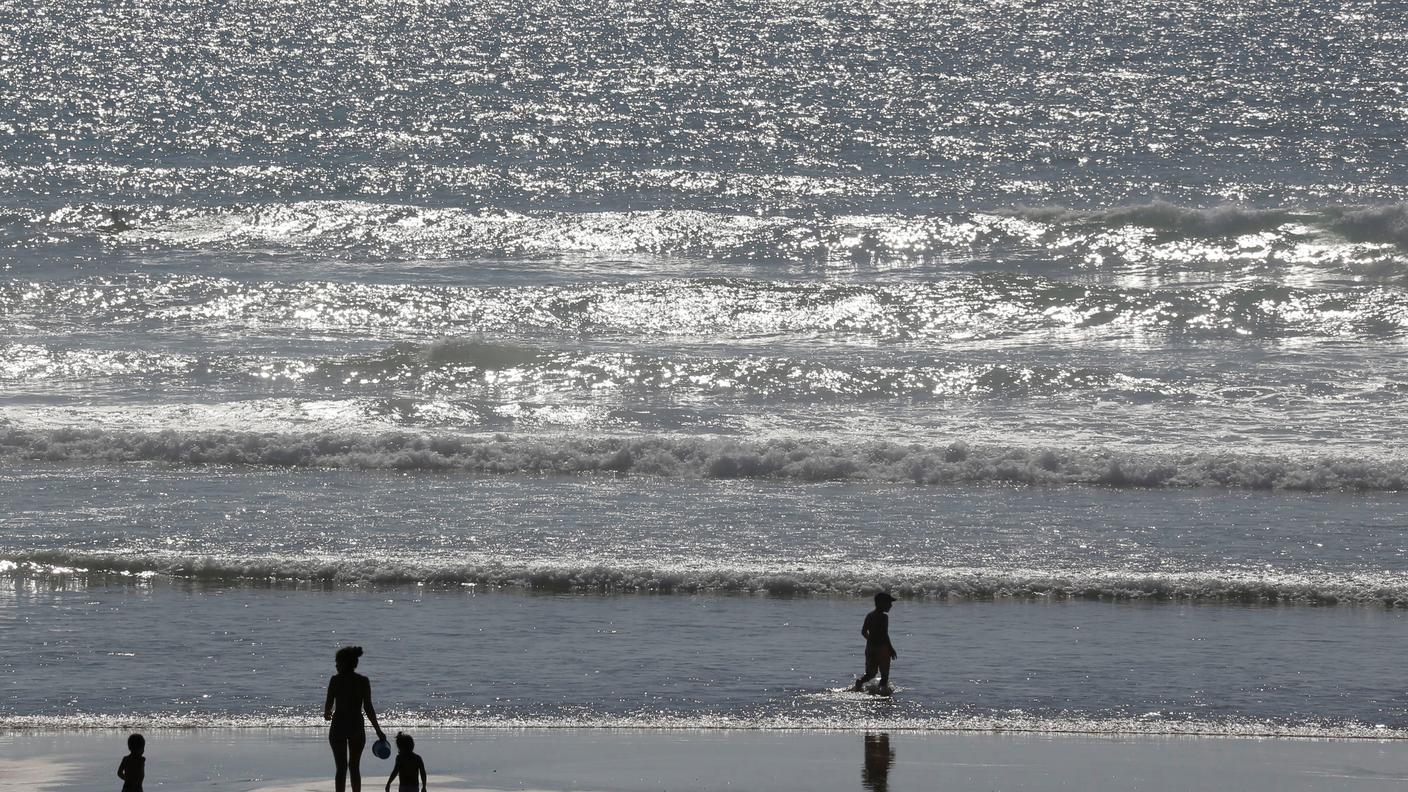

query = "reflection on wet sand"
(863, 733), (894, 792)
(0, 758), (81, 791)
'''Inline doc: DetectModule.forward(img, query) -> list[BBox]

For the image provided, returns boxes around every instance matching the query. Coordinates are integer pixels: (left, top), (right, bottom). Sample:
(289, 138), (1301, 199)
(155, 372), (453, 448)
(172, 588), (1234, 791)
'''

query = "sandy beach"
(3, 728), (1406, 792)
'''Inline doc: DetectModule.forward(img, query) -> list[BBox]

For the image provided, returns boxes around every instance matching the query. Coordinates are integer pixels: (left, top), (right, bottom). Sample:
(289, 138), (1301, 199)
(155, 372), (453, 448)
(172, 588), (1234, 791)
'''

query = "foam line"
(2, 710), (1401, 739)
(20, 201), (1408, 260)
(1, 427), (1404, 491)
(3, 553), (1405, 605)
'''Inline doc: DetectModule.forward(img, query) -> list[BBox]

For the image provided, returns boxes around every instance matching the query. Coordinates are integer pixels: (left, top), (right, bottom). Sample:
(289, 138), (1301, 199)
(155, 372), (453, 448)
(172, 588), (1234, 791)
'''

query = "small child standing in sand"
(851, 592), (898, 693)
(386, 732), (428, 792)
(117, 733), (145, 792)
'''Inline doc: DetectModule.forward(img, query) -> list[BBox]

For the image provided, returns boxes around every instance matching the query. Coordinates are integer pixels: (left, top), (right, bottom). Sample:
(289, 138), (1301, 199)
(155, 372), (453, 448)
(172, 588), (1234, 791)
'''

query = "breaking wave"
(1, 426), (1405, 492)
(12, 200), (1408, 275)
(1003, 201), (1408, 248)
(4, 552), (1406, 605)
(5, 274), (1407, 341)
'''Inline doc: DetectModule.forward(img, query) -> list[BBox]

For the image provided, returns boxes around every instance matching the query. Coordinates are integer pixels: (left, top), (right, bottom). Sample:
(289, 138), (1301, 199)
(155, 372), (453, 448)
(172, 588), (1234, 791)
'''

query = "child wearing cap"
(851, 592), (898, 693)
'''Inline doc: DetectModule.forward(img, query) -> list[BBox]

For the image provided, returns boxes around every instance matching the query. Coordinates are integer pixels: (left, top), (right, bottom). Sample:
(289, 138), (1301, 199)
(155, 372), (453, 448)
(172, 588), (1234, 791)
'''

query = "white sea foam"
(1, 710), (1400, 740)
(1, 426), (1403, 491)
(3, 550), (1405, 605)
(1003, 202), (1303, 237)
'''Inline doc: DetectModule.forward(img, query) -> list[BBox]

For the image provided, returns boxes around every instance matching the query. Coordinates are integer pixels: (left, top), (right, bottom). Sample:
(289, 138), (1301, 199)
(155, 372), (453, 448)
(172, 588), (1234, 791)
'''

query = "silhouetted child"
(851, 592), (898, 693)
(117, 733), (145, 792)
(386, 732), (427, 792)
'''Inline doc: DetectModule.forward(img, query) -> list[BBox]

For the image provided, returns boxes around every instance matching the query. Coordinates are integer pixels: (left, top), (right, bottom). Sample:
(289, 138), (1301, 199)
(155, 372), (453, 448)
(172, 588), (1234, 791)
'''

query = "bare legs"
(329, 728), (367, 792)
(853, 648), (892, 690)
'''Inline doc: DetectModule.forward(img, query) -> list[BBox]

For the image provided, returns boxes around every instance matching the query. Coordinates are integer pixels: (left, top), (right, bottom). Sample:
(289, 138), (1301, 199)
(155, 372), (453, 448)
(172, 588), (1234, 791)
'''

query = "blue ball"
(371, 738), (391, 759)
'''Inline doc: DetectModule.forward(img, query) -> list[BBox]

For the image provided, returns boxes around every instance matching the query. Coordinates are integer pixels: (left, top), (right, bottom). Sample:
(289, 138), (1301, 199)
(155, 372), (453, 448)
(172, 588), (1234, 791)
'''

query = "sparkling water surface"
(3, 0), (1407, 736)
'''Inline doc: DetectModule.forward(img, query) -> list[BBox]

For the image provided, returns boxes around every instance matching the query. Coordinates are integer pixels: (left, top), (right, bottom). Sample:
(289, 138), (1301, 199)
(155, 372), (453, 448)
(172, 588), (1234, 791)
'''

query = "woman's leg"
(329, 730), (349, 792)
(347, 730), (368, 792)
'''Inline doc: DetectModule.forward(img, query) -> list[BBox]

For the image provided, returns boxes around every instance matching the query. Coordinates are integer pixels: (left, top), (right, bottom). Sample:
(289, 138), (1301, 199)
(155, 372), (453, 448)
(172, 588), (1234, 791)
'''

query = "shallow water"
(5, 583), (1407, 732)
(3, 469), (1407, 734)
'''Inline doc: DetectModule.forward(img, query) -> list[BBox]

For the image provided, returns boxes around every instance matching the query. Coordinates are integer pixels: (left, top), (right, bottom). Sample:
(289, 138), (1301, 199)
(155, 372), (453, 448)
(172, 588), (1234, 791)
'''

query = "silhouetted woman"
(324, 646), (386, 792)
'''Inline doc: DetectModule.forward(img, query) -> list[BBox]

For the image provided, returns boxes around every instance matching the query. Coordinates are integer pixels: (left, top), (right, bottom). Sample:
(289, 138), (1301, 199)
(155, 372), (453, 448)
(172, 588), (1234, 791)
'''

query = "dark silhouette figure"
(386, 732), (428, 792)
(117, 733), (145, 792)
(97, 208), (134, 234)
(862, 733), (895, 792)
(325, 646), (386, 792)
(852, 592), (898, 693)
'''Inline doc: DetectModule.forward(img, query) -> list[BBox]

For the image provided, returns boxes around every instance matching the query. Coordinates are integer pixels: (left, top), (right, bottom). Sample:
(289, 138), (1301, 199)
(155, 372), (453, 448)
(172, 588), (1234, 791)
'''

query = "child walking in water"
(117, 733), (145, 792)
(852, 592), (898, 693)
(386, 732), (428, 792)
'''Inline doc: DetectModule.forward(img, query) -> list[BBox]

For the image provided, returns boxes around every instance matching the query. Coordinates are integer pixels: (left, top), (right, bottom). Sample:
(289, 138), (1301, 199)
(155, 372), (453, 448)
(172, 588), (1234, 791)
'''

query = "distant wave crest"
(5, 274), (1407, 341)
(14, 200), (1408, 274)
(1002, 202), (1408, 247)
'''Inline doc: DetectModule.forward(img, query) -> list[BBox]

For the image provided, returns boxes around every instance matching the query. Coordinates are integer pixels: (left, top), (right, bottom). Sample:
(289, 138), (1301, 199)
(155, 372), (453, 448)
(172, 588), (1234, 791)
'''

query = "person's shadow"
(862, 732), (895, 792)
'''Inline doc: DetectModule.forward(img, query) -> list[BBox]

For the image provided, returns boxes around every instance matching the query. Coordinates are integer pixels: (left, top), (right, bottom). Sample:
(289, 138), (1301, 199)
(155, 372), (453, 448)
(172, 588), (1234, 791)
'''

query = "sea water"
(2, 0), (1407, 737)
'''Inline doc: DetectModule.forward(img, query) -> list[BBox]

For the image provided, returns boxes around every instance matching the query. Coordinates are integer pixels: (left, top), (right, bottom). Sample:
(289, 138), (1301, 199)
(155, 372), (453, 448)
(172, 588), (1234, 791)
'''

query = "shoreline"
(5, 721), (1402, 738)
(4, 717), (1403, 741)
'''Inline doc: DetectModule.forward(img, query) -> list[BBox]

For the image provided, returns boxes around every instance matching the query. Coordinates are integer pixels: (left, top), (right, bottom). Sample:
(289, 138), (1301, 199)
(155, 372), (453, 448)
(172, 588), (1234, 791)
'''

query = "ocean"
(2, 0), (1407, 739)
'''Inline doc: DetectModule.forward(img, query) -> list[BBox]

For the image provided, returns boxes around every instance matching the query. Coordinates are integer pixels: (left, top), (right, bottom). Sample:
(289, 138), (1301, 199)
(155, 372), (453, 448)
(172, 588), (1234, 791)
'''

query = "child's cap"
(128, 733), (145, 753)
(874, 591), (896, 605)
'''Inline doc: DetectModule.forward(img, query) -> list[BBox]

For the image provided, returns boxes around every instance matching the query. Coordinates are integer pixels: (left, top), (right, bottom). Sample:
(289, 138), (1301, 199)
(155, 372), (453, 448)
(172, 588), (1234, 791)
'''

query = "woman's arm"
(363, 677), (385, 740)
(324, 677), (335, 721)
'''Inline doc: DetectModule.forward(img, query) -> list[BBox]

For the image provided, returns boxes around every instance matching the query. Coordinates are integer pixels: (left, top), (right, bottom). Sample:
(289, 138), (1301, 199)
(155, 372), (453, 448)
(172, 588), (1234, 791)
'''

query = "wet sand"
(2, 728), (1406, 791)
